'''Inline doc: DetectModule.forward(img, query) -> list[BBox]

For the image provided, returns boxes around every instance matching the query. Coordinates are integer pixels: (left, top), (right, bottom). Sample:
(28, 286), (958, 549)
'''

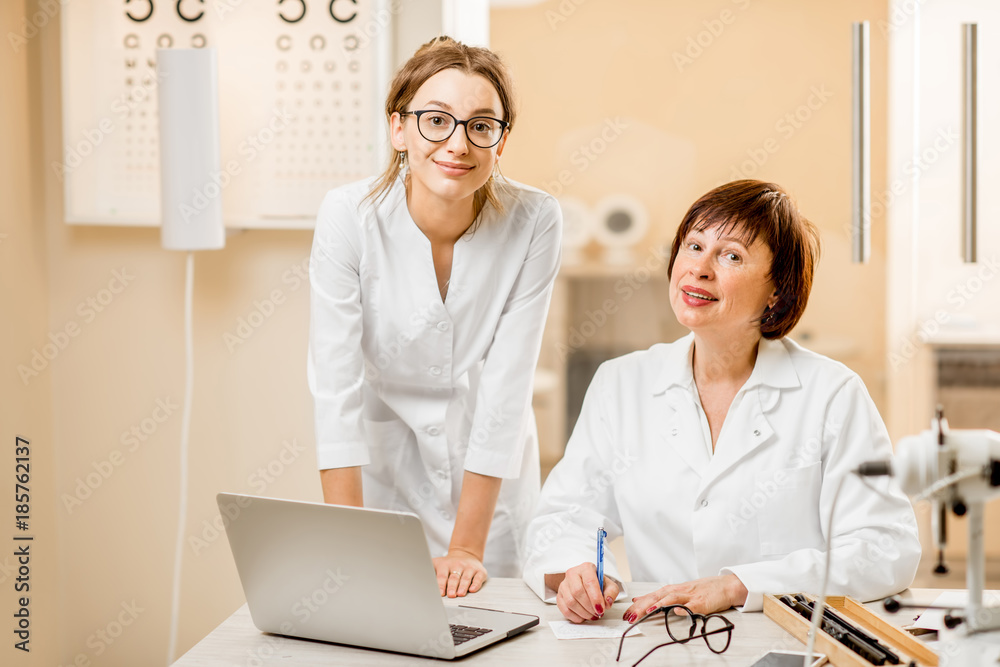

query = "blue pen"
(596, 527), (607, 593)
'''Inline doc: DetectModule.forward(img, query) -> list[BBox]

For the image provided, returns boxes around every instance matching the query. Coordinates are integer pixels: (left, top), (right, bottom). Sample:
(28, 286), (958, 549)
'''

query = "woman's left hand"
(433, 549), (488, 598)
(622, 574), (748, 622)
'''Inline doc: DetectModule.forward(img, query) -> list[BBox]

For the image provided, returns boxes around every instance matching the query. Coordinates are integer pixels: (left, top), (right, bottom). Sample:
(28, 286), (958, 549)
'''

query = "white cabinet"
(887, 0), (1000, 437)
(887, 0), (1000, 562)
(910, 1), (1000, 330)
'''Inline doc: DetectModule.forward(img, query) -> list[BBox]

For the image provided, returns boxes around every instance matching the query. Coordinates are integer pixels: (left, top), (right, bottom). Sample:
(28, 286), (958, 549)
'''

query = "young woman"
(308, 37), (562, 598)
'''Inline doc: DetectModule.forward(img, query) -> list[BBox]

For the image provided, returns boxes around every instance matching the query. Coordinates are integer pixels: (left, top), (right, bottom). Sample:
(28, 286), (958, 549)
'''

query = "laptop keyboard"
(450, 624), (492, 645)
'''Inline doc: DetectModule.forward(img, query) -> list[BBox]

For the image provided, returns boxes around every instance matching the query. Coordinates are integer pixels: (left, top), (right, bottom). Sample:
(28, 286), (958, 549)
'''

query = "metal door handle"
(963, 23), (978, 263)
(852, 21), (870, 264)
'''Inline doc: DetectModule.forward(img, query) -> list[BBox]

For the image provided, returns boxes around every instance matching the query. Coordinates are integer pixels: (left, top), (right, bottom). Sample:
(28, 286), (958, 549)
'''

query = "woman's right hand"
(552, 562), (621, 623)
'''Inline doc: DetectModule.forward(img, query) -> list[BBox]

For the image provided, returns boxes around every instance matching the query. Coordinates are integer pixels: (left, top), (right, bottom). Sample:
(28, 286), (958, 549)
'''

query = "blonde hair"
(364, 36), (517, 217)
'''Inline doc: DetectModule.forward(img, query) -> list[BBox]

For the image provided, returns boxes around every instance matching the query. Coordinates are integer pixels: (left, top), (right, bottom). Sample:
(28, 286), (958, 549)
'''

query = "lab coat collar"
(698, 339), (802, 494)
(651, 333), (697, 394)
(654, 335), (801, 483)
(381, 175), (411, 229)
(651, 334), (800, 396)
(743, 337), (801, 392)
(380, 174), (503, 241)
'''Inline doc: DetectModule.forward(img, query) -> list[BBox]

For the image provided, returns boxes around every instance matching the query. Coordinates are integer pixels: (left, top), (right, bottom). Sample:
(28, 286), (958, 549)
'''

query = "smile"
(434, 161), (475, 175)
(683, 290), (718, 301)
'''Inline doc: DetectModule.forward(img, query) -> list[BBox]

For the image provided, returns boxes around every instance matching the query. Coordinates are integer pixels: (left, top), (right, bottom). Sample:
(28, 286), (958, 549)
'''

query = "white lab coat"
(523, 334), (921, 610)
(308, 176), (562, 576)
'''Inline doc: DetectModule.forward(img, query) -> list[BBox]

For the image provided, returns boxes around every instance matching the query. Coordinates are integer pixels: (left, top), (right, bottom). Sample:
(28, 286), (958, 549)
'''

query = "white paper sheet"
(913, 590), (1000, 630)
(548, 619), (643, 640)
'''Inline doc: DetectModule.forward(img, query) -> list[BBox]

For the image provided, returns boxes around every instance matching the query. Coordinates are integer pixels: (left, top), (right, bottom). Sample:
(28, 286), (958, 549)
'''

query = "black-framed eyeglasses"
(616, 605), (734, 666)
(399, 109), (509, 148)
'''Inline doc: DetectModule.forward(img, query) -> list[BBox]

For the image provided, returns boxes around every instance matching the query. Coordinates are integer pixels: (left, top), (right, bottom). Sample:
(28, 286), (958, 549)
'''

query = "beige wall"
(9, 1), (893, 665)
(27, 3), (323, 664)
(1, 2), (56, 666)
(493, 0), (891, 411)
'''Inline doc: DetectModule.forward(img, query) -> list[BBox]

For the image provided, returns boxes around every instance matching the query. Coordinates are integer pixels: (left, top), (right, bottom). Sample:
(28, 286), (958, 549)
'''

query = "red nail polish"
(606, 596), (613, 606)
(591, 616), (598, 621)
(647, 606), (658, 613)
(596, 604), (603, 614)
(628, 613), (637, 623)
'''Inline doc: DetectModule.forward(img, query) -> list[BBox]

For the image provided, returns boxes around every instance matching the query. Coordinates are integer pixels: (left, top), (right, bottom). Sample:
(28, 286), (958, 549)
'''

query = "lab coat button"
(753, 429), (761, 437)
(441, 511), (452, 521)
(437, 321), (449, 332)
(429, 366), (442, 376)
(701, 499), (708, 508)
(427, 426), (441, 436)
(670, 428), (678, 436)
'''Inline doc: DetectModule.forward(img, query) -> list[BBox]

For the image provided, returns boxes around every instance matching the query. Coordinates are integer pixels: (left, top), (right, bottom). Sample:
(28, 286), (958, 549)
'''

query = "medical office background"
(2, 0), (1000, 665)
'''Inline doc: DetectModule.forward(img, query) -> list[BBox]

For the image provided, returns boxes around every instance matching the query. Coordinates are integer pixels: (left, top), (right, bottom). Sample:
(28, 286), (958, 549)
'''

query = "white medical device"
(592, 194), (649, 266)
(867, 408), (1000, 664)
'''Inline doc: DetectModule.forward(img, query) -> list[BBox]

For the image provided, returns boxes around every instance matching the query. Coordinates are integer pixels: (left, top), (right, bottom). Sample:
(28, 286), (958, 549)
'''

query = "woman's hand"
(552, 562), (622, 623)
(433, 548), (487, 598)
(434, 472), (502, 597)
(622, 574), (747, 622)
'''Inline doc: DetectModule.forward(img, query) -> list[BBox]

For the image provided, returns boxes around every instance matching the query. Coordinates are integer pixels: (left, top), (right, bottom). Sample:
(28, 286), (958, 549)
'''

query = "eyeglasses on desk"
(616, 604), (734, 666)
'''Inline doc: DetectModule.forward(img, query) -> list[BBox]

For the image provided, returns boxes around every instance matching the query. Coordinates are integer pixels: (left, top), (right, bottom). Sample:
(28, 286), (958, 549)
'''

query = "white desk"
(173, 581), (951, 666)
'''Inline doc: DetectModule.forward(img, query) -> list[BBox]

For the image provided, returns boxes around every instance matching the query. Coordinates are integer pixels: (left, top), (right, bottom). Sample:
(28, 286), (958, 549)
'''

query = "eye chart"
(60, 0), (390, 228)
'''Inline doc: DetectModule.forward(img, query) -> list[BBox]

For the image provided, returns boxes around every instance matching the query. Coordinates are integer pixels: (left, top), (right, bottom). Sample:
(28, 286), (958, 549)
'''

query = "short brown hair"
(365, 36), (517, 215)
(667, 180), (821, 339)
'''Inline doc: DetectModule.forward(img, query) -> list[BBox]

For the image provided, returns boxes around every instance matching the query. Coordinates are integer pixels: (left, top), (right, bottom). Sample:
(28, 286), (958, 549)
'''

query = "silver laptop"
(217, 493), (538, 659)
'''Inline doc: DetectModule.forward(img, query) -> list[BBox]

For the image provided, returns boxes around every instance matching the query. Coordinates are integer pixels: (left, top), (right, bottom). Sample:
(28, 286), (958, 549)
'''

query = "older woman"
(523, 180), (920, 625)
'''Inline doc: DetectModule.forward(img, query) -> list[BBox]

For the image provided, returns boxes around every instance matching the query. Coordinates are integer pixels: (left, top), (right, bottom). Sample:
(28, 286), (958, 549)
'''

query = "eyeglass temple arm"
(616, 608), (668, 661)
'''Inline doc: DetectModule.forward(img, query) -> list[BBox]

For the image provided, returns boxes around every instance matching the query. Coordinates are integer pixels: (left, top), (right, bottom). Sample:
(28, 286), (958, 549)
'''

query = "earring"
(398, 151), (407, 171)
(490, 160), (501, 181)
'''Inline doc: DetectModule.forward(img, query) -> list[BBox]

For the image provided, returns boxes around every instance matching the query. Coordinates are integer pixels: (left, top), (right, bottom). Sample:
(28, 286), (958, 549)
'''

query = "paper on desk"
(548, 620), (643, 640)
(913, 590), (1000, 630)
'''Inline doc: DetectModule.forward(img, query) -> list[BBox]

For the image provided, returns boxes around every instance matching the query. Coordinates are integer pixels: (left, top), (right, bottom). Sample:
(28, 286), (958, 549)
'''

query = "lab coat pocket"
(754, 461), (824, 556)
